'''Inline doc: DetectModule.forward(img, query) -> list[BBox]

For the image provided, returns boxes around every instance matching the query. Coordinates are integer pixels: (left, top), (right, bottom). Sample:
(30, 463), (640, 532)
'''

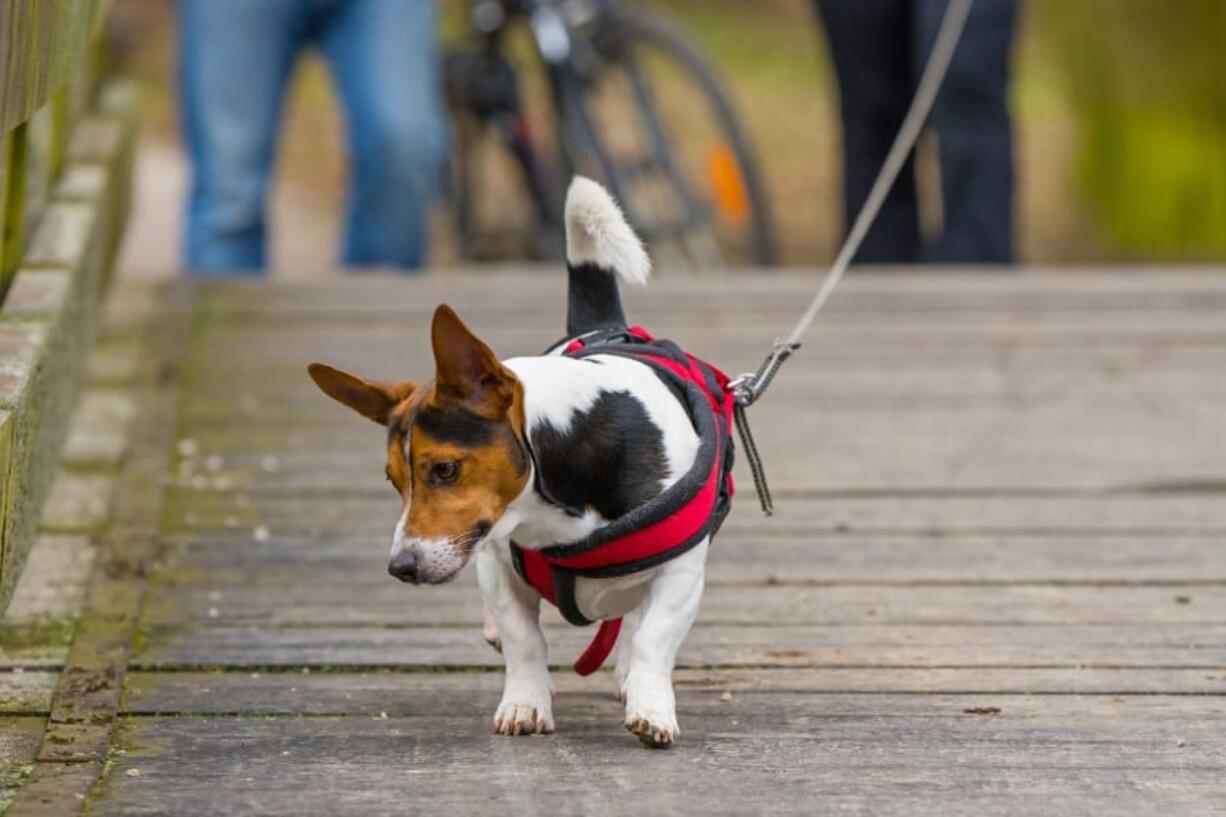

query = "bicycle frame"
(463, 0), (626, 196)
(451, 0), (780, 266)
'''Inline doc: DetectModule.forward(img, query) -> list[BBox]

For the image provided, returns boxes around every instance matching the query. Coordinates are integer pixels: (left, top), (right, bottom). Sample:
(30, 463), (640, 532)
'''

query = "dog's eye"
(430, 460), (460, 485)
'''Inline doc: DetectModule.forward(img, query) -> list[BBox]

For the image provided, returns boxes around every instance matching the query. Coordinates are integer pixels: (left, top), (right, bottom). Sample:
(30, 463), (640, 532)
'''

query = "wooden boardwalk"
(4, 269), (1226, 815)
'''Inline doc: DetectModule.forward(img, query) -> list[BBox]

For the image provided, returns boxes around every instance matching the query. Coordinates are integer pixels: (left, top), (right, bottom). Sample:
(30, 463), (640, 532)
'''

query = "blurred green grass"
(1035, 0), (1226, 259)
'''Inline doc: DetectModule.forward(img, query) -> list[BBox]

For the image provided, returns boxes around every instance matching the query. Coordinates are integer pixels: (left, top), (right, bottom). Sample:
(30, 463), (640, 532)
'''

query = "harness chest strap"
(511, 327), (736, 675)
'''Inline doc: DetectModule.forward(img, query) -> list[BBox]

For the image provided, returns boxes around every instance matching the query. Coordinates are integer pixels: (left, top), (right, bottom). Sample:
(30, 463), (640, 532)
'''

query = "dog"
(308, 177), (735, 748)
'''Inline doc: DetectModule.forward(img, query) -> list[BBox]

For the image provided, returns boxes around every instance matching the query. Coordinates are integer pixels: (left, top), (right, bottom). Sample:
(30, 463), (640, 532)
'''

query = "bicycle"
(443, 0), (780, 268)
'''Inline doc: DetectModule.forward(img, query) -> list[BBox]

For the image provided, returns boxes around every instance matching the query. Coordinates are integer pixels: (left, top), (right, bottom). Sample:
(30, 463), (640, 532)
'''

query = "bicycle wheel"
(556, 7), (780, 268)
(445, 47), (565, 262)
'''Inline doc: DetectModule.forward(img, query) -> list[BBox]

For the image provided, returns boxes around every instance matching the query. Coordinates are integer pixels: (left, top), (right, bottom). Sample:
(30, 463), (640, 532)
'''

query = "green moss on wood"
(0, 616), (75, 650)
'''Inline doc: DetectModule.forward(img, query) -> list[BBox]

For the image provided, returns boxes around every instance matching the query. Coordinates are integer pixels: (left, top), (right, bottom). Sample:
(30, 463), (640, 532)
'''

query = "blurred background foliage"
(111, 0), (1225, 265)
(1034, 0), (1226, 259)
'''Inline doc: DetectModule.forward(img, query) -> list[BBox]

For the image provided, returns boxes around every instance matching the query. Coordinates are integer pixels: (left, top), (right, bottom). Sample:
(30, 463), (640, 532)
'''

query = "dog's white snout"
(390, 513), (466, 585)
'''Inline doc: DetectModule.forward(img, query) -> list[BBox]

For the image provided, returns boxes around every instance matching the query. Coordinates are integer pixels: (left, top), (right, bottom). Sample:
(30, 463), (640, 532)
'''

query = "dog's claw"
(493, 699), (554, 736)
(625, 715), (679, 748)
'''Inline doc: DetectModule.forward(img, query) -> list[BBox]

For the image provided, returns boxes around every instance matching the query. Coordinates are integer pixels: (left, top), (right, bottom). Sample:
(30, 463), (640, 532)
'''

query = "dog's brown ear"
(431, 305), (513, 409)
(307, 363), (416, 425)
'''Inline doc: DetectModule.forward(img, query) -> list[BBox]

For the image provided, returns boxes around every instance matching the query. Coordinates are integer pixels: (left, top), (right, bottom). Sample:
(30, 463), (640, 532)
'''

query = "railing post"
(1, 123), (28, 297)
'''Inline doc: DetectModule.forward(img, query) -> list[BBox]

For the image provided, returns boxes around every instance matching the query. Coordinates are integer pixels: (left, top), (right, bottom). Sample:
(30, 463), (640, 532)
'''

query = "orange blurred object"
(707, 145), (749, 226)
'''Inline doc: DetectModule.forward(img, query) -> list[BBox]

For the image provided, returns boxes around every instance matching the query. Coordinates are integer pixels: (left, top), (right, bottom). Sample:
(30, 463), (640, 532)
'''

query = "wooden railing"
(1, 0), (111, 303)
(1, 0), (139, 612)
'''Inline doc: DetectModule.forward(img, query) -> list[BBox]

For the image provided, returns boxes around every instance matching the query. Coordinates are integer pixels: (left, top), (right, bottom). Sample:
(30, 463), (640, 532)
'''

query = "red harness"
(510, 327), (736, 675)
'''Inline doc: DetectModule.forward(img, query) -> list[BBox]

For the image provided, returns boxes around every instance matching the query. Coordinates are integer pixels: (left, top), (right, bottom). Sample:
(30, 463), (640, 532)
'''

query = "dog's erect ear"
(431, 305), (513, 409)
(307, 363), (416, 425)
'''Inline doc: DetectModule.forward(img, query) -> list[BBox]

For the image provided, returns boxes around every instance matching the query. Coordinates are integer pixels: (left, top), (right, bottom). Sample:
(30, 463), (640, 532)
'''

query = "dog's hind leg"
(477, 542), (555, 735)
(621, 539), (708, 748)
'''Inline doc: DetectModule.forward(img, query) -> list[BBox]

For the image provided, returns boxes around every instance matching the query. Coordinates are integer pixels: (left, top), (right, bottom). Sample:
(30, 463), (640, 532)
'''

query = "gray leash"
(728, 0), (975, 516)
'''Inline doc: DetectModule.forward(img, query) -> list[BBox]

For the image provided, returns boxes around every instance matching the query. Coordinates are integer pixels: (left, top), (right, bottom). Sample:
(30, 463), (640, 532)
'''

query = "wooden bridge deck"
(4, 269), (1226, 815)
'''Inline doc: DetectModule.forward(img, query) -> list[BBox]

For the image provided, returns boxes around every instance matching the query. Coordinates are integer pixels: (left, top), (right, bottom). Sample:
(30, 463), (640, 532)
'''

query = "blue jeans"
(178, 0), (447, 275)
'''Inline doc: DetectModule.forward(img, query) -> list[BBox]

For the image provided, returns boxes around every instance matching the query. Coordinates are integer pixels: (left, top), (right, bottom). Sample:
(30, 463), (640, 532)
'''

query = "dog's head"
(308, 305), (530, 585)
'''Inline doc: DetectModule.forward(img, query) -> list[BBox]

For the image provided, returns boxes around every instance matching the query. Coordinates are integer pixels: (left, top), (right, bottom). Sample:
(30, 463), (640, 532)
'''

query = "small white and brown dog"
(309, 178), (733, 748)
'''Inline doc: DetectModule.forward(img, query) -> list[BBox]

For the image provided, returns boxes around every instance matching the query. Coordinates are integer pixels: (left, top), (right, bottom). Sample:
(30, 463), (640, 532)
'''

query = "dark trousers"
(815, 0), (1019, 263)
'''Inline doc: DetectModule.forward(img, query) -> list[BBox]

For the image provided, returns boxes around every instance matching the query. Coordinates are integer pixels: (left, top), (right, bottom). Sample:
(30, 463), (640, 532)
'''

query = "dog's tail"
(563, 176), (650, 338)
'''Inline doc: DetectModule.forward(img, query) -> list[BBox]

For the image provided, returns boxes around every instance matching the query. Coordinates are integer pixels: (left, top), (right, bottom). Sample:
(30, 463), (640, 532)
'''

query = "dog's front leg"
(477, 542), (554, 735)
(622, 539), (708, 748)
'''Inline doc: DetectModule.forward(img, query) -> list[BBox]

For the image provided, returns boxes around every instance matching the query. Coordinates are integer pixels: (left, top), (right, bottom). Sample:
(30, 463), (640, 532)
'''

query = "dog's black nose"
(388, 551), (418, 584)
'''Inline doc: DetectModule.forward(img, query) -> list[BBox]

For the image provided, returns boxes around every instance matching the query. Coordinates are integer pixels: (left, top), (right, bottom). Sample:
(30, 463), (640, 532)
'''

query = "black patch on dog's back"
(416, 405), (496, 446)
(531, 389), (668, 519)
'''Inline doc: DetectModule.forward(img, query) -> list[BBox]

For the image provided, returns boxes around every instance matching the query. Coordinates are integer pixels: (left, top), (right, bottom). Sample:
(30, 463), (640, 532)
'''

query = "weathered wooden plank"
(0, 716), (43, 807)
(87, 697), (1226, 817)
(168, 397), (1226, 492)
(185, 351), (1226, 410)
(196, 269), (1226, 319)
(131, 622), (1226, 670)
(120, 668), (1226, 714)
(4, 759), (103, 817)
(175, 277), (1226, 491)
(157, 530), (1226, 584)
(184, 274), (1226, 402)
(161, 490), (1226, 538)
(0, 637), (67, 670)
(188, 327), (1226, 377)
(0, 671), (58, 713)
(185, 322), (1226, 389)
(179, 377), (1226, 441)
(2, 535), (95, 623)
(60, 388), (137, 468)
(0, 516), (99, 677)
(180, 373), (1226, 433)
(38, 472), (114, 535)
(140, 581), (1226, 630)
(33, 285), (193, 766)
(192, 297), (1226, 331)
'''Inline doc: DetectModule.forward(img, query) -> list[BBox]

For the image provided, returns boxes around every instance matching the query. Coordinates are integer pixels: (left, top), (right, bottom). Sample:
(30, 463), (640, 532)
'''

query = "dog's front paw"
(625, 709), (679, 748)
(493, 693), (554, 736)
(623, 678), (679, 748)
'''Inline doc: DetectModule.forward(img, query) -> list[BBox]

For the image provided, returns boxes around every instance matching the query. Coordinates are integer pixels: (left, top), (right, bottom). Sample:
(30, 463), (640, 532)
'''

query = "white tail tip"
(564, 176), (650, 286)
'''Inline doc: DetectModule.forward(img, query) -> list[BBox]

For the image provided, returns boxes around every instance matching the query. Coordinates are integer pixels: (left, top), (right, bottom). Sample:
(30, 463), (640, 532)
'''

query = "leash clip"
(726, 340), (800, 517)
(729, 339), (801, 407)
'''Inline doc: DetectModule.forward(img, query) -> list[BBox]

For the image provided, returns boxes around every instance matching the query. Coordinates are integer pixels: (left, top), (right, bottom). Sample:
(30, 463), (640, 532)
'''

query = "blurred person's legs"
(915, 0), (1018, 263)
(815, 0), (921, 263)
(318, 0), (447, 270)
(178, 0), (307, 275)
